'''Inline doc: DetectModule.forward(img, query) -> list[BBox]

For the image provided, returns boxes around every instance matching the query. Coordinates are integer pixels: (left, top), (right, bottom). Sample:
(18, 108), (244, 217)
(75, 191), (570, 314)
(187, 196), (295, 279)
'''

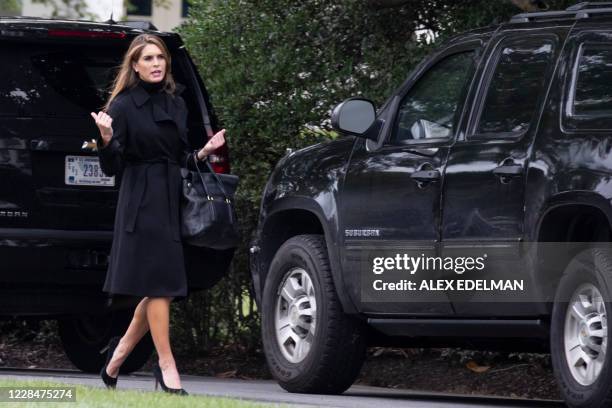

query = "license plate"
(65, 156), (115, 186)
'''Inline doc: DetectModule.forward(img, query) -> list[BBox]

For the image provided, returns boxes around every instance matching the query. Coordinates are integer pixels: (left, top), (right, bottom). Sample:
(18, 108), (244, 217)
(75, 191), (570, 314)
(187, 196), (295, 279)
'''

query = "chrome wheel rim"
(274, 267), (317, 363)
(564, 283), (608, 386)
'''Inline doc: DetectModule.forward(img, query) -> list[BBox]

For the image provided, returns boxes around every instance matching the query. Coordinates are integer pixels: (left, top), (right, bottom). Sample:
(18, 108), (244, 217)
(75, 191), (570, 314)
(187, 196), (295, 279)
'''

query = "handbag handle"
(191, 86), (232, 201)
(192, 153), (232, 202)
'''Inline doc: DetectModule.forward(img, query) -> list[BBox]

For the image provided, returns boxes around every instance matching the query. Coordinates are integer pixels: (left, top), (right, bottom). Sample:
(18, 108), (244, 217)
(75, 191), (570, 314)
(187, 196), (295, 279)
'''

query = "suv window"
(565, 43), (612, 130)
(473, 37), (555, 137)
(0, 42), (123, 117)
(573, 45), (612, 116)
(392, 50), (476, 143)
(0, 41), (203, 122)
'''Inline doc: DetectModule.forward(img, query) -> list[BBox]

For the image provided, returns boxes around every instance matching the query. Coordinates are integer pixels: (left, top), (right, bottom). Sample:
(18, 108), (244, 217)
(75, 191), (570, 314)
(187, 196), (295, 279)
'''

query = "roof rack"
(510, 3), (612, 23)
(0, 15), (103, 23)
(0, 16), (159, 31)
(567, 2), (612, 11)
(118, 20), (158, 31)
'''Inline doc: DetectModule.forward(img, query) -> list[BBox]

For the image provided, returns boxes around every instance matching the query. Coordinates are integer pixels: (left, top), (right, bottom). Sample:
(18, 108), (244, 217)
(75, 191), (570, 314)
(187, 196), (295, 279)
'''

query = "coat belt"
(124, 158), (181, 242)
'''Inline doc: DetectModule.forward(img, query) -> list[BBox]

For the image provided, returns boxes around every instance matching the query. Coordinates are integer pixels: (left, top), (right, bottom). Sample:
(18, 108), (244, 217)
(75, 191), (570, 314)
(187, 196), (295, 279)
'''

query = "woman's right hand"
(90, 111), (113, 147)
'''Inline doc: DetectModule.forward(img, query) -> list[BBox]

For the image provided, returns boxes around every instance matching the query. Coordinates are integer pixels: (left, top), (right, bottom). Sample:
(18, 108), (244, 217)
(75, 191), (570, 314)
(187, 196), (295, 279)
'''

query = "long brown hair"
(103, 33), (176, 111)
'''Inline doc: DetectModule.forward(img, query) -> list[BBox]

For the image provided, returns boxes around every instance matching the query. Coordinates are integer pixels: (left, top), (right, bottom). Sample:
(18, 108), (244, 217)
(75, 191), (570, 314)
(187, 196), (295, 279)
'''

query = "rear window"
(565, 43), (612, 131)
(0, 42), (124, 117)
(0, 40), (204, 122)
(573, 46), (612, 116)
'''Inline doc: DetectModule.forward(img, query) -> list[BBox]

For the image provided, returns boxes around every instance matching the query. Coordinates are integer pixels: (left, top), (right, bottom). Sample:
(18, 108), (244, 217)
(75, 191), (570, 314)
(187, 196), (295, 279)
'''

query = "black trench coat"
(97, 81), (199, 298)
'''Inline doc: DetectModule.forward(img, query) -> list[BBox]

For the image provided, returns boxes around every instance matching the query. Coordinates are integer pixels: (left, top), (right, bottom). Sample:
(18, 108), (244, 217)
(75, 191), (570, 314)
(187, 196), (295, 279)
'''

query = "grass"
(0, 379), (271, 407)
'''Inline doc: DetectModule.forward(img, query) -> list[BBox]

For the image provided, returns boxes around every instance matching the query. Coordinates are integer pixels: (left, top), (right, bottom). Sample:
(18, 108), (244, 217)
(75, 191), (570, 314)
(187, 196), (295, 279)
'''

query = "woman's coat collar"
(128, 81), (188, 143)
(129, 81), (186, 109)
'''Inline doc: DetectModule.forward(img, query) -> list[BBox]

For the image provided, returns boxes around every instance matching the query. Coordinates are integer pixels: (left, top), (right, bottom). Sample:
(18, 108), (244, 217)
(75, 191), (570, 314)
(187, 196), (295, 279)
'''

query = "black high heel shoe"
(99, 336), (120, 389)
(152, 364), (188, 395)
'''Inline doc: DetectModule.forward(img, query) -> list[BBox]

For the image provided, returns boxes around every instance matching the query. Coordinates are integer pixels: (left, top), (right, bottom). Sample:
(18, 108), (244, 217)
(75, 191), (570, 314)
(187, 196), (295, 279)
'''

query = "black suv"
(0, 17), (232, 373)
(251, 3), (612, 406)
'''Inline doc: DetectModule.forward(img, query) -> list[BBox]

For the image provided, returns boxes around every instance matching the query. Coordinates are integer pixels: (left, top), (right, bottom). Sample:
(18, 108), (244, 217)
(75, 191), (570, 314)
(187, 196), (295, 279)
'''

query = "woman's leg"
(146, 297), (182, 389)
(106, 296), (151, 377)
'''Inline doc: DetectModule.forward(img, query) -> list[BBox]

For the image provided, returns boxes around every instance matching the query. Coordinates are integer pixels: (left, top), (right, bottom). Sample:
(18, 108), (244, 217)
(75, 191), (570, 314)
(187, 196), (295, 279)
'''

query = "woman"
(90, 33), (225, 395)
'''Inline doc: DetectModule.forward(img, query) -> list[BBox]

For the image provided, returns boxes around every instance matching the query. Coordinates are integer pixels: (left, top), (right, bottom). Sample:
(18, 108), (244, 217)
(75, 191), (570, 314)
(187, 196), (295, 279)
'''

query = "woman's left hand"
(197, 129), (226, 160)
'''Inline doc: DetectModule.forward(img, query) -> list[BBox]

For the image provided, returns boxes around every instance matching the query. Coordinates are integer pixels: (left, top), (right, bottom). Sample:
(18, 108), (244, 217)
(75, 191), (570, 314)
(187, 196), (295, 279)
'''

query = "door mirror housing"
(331, 98), (376, 138)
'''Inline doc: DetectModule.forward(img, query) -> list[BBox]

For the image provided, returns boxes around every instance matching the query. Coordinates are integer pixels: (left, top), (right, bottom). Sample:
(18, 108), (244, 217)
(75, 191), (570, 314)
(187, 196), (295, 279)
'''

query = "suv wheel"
(551, 249), (612, 408)
(261, 234), (366, 394)
(58, 309), (153, 374)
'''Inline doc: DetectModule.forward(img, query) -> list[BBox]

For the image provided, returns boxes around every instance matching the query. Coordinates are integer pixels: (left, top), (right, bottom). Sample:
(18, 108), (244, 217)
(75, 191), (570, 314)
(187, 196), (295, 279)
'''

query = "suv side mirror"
(331, 98), (376, 138)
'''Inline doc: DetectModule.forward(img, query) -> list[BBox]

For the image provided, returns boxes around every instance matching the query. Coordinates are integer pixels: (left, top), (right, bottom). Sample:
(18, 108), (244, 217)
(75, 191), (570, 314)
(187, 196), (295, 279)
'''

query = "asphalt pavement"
(0, 368), (565, 408)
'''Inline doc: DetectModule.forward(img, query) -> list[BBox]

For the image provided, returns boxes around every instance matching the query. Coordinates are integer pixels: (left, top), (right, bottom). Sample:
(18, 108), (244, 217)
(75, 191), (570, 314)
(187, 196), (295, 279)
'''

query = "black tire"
(551, 248), (612, 408)
(261, 234), (366, 394)
(58, 308), (153, 374)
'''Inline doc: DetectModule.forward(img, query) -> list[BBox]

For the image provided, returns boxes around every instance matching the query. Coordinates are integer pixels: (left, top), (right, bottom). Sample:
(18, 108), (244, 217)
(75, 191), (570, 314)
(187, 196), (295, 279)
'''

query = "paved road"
(0, 368), (565, 408)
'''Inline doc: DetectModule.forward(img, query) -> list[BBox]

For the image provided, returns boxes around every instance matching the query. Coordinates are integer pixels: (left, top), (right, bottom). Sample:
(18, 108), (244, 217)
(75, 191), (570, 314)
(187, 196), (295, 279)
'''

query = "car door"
(440, 27), (571, 316)
(340, 41), (483, 315)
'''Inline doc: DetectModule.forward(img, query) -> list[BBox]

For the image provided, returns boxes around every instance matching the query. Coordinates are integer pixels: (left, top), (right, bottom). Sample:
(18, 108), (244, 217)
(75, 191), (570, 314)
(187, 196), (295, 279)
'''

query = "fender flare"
(261, 196), (359, 315)
(536, 191), (612, 239)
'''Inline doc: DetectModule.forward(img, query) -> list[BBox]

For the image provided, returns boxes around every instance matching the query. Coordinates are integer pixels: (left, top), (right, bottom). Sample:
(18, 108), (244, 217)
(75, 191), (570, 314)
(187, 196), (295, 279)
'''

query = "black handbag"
(180, 154), (240, 249)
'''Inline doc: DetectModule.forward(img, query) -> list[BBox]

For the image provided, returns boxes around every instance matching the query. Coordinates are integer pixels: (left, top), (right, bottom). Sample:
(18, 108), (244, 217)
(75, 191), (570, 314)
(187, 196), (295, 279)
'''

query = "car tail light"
(208, 142), (231, 174)
(48, 29), (127, 39)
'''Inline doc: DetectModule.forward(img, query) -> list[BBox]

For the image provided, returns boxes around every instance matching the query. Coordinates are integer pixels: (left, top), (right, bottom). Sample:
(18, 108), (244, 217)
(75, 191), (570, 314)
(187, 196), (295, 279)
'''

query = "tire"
(58, 308), (153, 374)
(551, 248), (612, 408)
(261, 234), (366, 394)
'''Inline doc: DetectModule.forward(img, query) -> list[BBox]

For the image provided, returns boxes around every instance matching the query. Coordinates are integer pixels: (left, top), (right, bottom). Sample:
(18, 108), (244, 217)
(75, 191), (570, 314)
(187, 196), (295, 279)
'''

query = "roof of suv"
(440, 2), (612, 48)
(511, 1), (612, 23)
(0, 16), (174, 38)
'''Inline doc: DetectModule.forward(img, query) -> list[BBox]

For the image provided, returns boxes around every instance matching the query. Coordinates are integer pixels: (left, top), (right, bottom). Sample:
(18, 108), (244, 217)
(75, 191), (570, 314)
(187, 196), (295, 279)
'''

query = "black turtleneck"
(139, 78), (164, 93)
(139, 79), (167, 112)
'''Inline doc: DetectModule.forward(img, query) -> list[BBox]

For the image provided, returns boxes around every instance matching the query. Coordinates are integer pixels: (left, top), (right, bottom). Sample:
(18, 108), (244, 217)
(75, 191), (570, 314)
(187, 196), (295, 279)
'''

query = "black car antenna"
(106, 0), (116, 25)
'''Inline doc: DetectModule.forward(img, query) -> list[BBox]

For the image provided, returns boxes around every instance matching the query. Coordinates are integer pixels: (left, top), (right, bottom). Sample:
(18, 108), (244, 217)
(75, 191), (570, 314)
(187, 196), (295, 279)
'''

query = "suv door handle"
(411, 169), (441, 183)
(493, 164), (523, 177)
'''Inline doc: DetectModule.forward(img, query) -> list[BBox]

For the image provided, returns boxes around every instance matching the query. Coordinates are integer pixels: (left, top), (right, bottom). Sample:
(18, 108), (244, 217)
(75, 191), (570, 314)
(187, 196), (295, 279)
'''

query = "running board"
(367, 318), (549, 338)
